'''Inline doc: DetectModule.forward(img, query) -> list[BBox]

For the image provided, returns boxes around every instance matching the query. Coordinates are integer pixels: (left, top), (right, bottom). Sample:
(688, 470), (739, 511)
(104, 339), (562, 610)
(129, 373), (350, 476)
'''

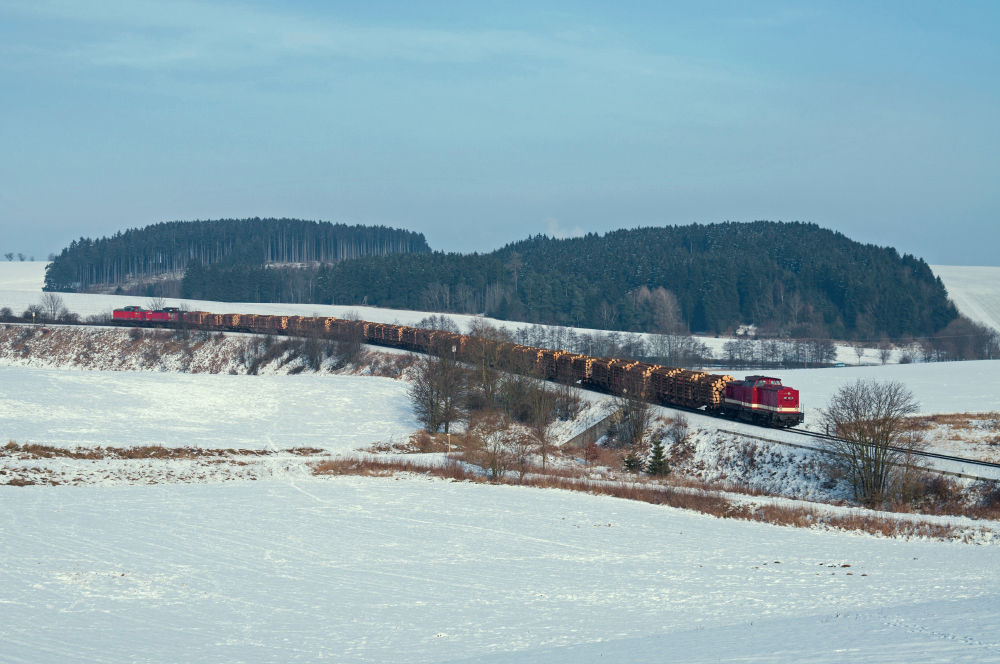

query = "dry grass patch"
(906, 411), (1000, 446)
(2, 441), (323, 461)
(308, 455), (983, 543)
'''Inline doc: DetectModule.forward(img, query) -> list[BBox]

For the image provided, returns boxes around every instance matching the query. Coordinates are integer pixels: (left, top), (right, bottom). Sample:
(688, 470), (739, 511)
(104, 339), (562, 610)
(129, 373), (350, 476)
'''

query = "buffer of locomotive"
(112, 307), (803, 427)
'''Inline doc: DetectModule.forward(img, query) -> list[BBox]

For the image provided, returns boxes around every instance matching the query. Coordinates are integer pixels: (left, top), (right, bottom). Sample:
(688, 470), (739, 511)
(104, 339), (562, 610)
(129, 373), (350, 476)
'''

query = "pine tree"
(646, 436), (670, 477)
(622, 449), (642, 473)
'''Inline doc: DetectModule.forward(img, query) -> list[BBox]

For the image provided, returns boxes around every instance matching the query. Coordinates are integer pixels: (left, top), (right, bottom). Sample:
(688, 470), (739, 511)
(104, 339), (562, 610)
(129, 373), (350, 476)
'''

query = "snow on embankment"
(933, 265), (1000, 332)
(0, 365), (418, 452)
(3, 479), (1000, 663)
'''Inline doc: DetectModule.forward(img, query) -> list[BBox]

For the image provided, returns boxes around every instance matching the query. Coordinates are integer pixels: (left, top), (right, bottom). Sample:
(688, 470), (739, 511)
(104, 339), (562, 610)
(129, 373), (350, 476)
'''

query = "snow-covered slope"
(2, 478), (998, 663)
(0, 260), (48, 291)
(0, 366), (418, 452)
(933, 265), (1000, 332)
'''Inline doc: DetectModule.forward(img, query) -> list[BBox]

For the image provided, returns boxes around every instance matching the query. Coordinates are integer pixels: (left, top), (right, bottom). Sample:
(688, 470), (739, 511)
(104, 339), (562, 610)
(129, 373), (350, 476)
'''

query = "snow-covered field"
(0, 366), (417, 452)
(0, 261), (48, 291)
(3, 477), (999, 663)
(933, 265), (1000, 332)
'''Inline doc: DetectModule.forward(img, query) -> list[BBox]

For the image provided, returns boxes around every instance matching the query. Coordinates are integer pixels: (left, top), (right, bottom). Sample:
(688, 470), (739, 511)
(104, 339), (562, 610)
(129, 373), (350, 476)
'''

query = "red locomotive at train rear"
(722, 375), (804, 427)
(112, 306), (182, 323)
(112, 305), (146, 321)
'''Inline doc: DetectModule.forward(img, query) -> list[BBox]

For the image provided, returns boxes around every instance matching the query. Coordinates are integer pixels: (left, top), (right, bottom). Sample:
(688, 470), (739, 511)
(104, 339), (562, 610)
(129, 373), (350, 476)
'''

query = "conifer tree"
(646, 435), (670, 477)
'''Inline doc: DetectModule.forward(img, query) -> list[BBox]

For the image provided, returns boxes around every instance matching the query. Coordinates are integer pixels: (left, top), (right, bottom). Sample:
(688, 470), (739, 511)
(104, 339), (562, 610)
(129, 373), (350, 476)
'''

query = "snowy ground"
(0, 366), (417, 452)
(2, 264), (1000, 661)
(2, 477), (1000, 663)
(933, 265), (1000, 332)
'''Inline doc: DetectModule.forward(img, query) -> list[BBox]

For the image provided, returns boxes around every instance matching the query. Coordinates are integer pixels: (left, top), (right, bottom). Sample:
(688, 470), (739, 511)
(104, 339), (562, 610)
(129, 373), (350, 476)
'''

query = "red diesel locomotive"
(722, 376), (804, 427)
(113, 306), (184, 324)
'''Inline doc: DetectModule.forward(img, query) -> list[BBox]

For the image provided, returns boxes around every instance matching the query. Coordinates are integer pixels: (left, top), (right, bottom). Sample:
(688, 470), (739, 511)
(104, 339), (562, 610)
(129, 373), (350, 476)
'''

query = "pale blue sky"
(1, 1), (997, 264)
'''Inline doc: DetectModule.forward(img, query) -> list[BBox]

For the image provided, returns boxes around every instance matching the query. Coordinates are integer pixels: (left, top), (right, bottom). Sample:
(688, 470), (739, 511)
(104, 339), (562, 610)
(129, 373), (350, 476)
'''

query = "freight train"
(112, 307), (804, 427)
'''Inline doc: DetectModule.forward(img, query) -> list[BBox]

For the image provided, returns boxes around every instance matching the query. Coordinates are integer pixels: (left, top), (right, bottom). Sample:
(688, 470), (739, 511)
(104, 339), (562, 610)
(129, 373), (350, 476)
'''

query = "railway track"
(784, 427), (1000, 471)
(641, 399), (1000, 472)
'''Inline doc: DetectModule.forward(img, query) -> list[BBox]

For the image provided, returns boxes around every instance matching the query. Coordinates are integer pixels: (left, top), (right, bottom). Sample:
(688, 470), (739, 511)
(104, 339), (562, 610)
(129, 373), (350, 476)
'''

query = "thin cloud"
(2, 0), (754, 86)
(546, 218), (585, 239)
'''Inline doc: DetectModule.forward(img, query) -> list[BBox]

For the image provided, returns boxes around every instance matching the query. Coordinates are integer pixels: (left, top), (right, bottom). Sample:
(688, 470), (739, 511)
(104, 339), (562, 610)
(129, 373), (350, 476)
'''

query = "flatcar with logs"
(112, 307), (804, 427)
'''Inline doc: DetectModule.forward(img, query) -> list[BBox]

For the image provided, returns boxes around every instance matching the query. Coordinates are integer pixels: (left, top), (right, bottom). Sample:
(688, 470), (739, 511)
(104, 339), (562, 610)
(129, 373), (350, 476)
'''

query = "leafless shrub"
(22, 304), (43, 322)
(465, 411), (529, 482)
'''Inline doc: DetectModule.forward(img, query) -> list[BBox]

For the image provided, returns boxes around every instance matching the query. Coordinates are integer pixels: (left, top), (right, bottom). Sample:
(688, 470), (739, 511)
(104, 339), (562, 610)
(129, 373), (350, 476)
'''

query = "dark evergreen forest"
(48, 219), (956, 340)
(44, 218), (429, 291)
(312, 222), (956, 340)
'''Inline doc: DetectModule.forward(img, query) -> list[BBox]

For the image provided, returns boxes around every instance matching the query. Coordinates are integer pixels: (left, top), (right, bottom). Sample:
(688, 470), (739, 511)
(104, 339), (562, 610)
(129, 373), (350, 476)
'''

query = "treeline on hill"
(57, 219), (959, 341)
(314, 221), (957, 340)
(43, 218), (430, 293)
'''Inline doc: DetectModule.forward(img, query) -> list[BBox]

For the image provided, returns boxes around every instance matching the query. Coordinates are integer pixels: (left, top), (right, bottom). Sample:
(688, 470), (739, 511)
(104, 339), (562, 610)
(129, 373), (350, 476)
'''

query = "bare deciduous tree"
(786, 291), (804, 326)
(612, 374), (655, 472)
(851, 341), (867, 366)
(877, 339), (894, 365)
(3, 253), (12, 261)
(528, 378), (556, 472)
(597, 301), (618, 330)
(822, 379), (922, 506)
(39, 292), (65, 322)
(648, 333), (711, 369)
(511, 428), (534, 484)
(333, 311), (365, 365)
(409, 344), (467, 434)
(650, 287), (684, 334)
(466, 319), (511, 408)
(23, 304), (44, 322)
(148, 296), (166, 311)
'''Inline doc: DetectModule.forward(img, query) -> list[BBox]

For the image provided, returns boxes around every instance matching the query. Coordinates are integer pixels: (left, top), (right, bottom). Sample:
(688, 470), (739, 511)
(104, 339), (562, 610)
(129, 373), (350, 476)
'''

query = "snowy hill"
(0, 260), (48, 291)
(933, 265), (1000, 332)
